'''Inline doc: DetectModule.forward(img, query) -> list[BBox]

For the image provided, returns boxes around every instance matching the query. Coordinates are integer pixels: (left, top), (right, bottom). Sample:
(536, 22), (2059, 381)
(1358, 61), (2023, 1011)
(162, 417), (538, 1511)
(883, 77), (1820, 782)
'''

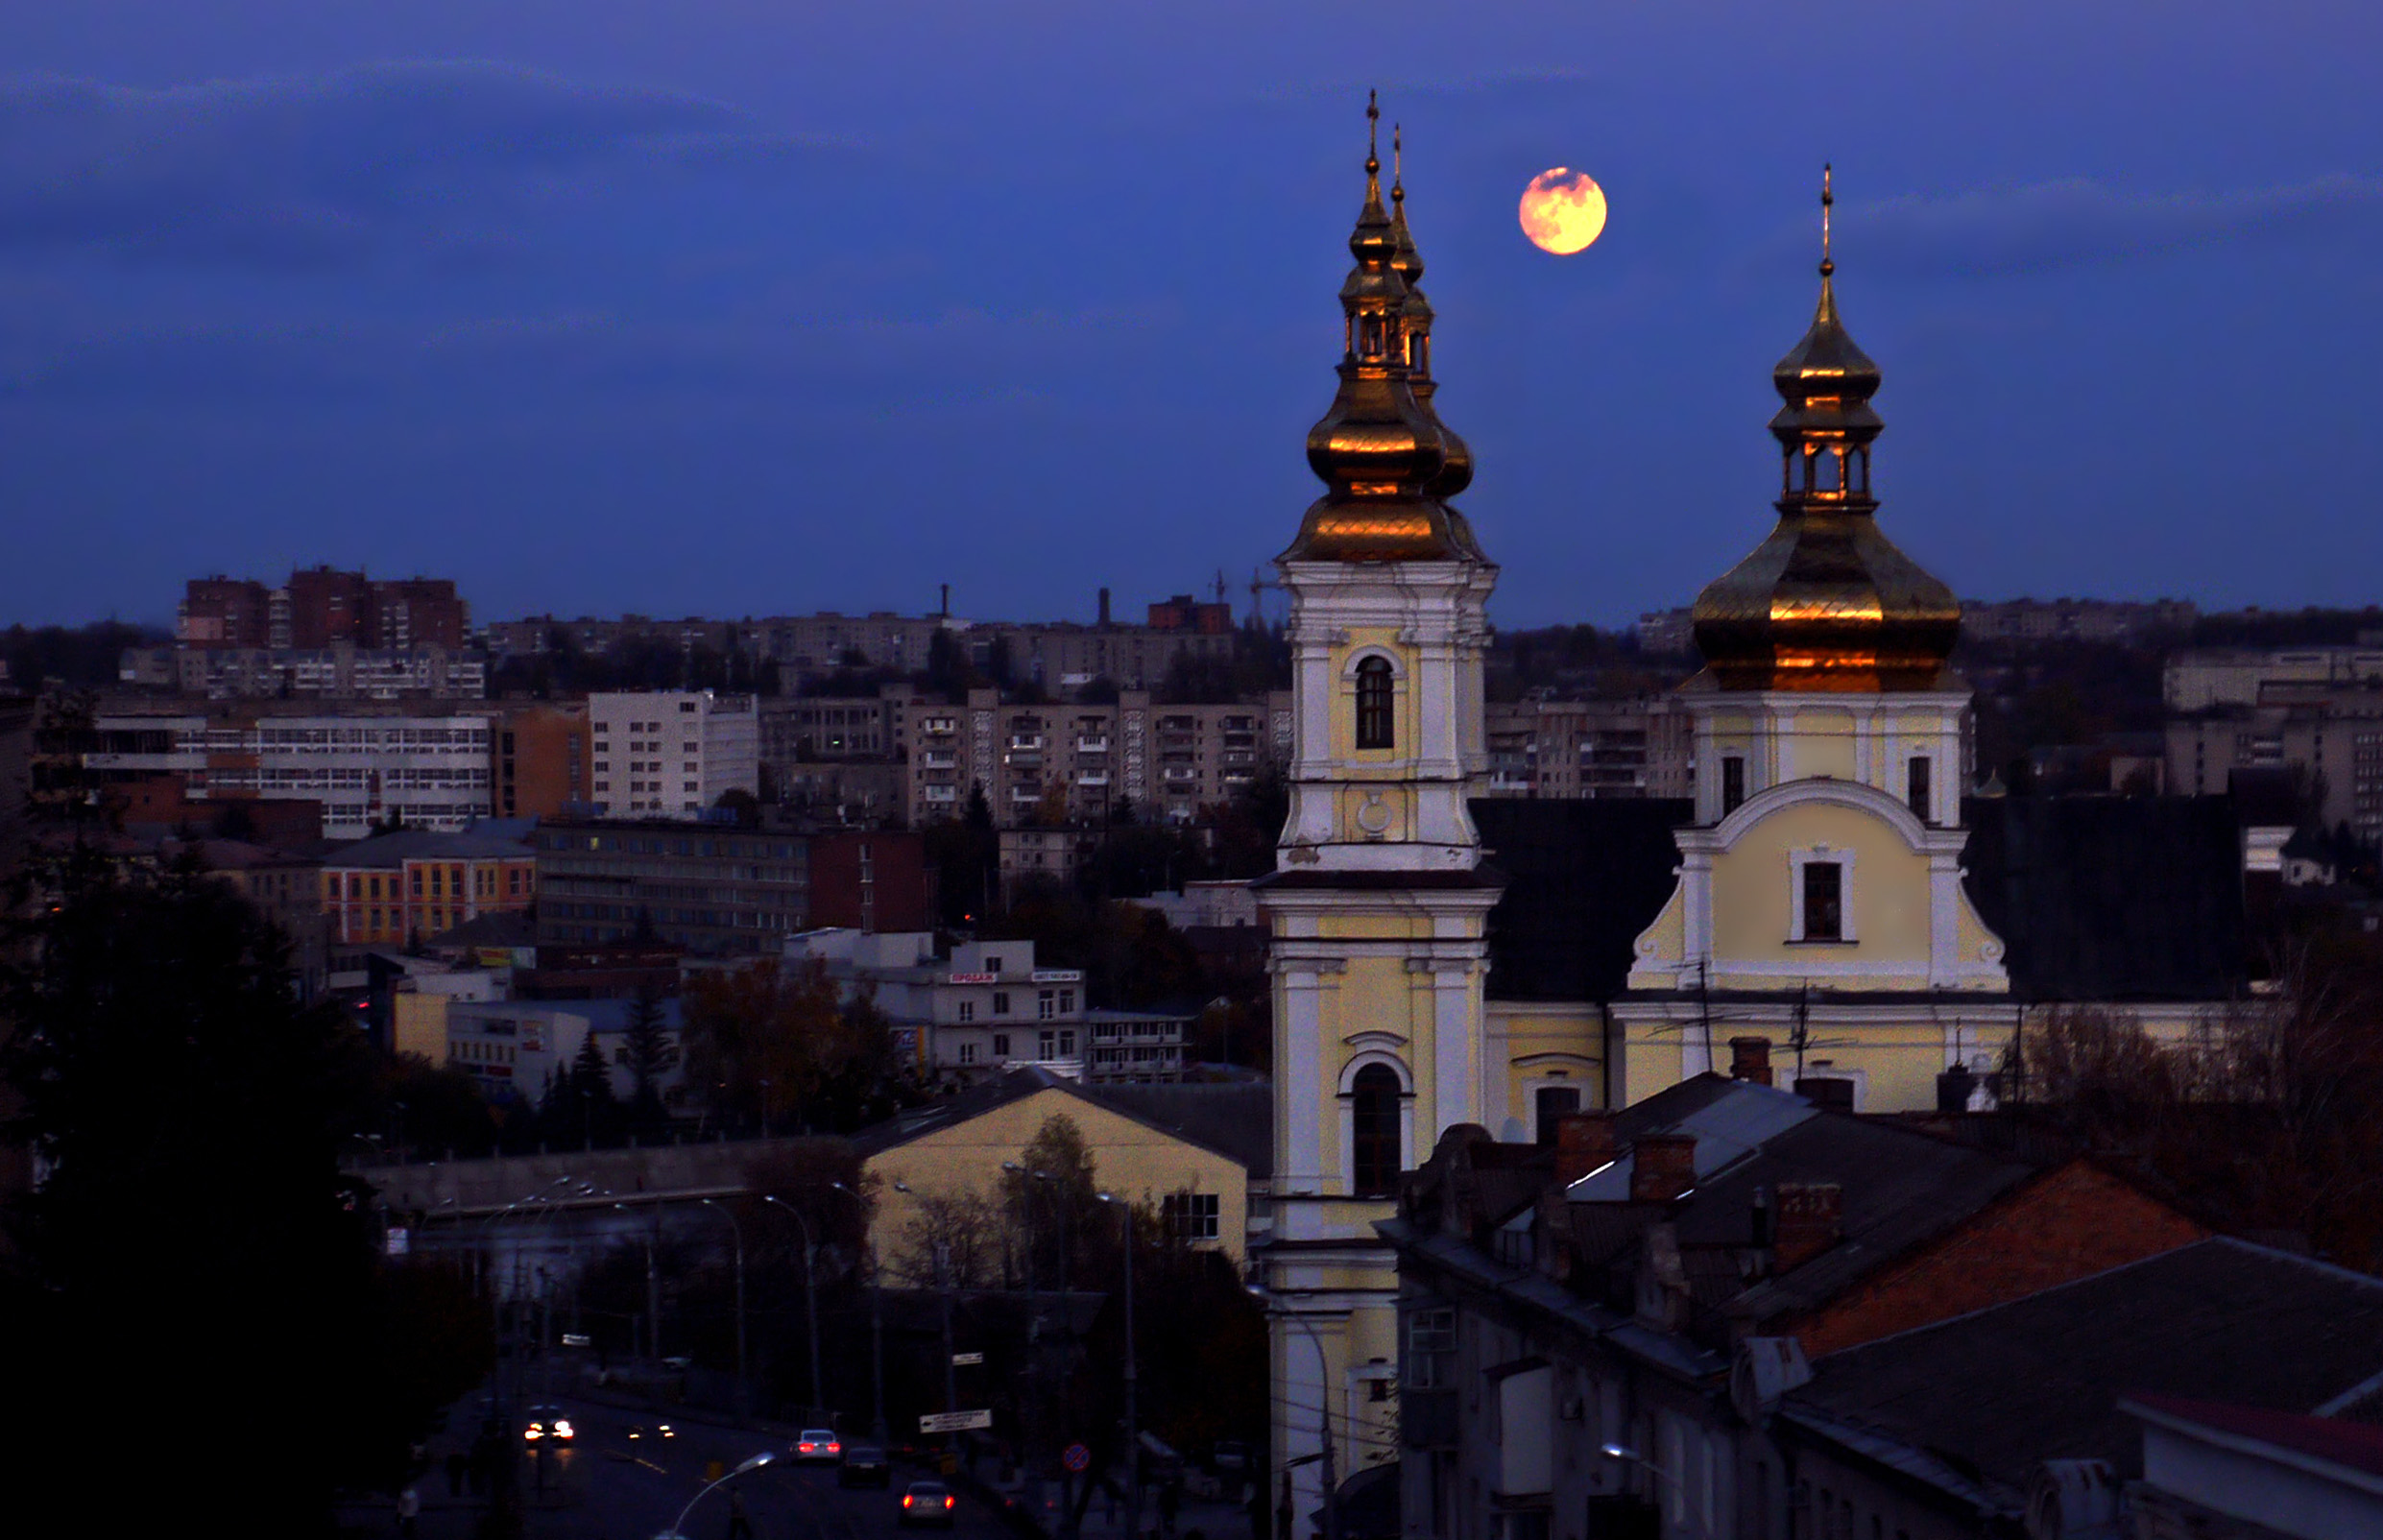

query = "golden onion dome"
(1283, 95), (1478, 564)
(1693, 168), (1960, 692)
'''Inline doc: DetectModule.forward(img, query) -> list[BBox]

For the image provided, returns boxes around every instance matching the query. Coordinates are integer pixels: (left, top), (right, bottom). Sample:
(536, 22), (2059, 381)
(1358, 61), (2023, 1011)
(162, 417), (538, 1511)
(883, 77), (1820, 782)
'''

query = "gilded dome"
(1283, 98), (1479, 564)
(1693, 172), (1959, 691)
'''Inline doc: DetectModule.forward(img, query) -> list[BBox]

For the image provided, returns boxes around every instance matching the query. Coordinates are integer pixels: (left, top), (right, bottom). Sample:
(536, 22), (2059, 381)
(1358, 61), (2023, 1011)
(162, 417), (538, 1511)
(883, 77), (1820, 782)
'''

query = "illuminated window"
(1356, 658), (1394, 751)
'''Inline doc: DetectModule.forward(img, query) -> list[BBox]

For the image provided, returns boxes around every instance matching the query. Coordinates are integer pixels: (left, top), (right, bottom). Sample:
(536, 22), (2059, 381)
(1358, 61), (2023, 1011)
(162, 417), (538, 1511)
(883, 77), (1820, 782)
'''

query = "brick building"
(489, 702), (590, 821)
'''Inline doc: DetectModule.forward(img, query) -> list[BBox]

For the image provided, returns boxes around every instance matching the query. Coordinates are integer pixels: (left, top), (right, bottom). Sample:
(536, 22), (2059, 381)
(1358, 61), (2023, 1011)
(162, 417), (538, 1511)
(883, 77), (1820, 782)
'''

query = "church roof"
(1472, 797), (1693, 1002)
(1960, 795), (2251, 1002)
(1471, 793), (2253, 1006)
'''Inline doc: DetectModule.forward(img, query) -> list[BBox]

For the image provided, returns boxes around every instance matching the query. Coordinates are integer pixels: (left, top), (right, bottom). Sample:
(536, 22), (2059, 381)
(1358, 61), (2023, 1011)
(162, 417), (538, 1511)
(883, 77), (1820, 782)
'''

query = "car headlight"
(523, 1427), (542, 1440)
(553, 1420), (573, 1438)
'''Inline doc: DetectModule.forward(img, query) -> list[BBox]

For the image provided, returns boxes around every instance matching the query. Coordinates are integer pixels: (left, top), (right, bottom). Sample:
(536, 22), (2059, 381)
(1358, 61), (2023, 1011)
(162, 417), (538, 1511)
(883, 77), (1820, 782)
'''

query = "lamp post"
(1600, 1442), (1683, 1519)
(831, 1179), (887, 1440)
(1251, 1283), (1336, 1540)
(700, 1198), (749, 1420)
(760, 1194), (825, 1419)
(663, 1452), (776, 1540)
(613, 1201), (663, 1364)
(1098, 1192), (1141, 1540)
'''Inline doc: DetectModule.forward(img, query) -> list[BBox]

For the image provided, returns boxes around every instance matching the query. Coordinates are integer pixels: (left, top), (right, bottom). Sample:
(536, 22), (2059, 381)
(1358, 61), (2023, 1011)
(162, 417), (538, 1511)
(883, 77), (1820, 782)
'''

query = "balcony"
(1162, 767), (1199, 783)
(920, 750), (958, 768)
(922, 785), (958, 803)
(1010, 785), (1045, 803)
(1007, 735), (1046, 751)
(1075, 736), (1109, 753)
(1076, 772), (1111, 787)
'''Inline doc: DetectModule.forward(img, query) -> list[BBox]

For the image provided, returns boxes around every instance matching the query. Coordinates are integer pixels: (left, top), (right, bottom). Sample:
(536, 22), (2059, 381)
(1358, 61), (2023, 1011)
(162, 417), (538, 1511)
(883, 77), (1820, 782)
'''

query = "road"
(360, 1394), (1013, 1540)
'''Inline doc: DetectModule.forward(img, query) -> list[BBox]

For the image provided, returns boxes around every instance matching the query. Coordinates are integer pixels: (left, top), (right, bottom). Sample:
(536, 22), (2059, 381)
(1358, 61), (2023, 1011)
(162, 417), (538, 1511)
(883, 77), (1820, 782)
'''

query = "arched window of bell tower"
(1356, 656), (1394, 751)
(1351, 1063), (1403, 1196)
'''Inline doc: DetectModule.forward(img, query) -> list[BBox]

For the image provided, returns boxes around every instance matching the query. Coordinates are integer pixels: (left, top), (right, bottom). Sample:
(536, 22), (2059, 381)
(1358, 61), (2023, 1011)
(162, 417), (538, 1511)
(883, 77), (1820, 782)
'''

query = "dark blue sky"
(4, 2), (2379, 629)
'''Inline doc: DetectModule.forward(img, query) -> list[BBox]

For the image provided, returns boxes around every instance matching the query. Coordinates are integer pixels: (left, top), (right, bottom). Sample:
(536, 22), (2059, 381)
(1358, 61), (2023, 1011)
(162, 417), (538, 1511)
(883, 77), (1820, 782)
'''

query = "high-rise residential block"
(586, 691), (758, 819)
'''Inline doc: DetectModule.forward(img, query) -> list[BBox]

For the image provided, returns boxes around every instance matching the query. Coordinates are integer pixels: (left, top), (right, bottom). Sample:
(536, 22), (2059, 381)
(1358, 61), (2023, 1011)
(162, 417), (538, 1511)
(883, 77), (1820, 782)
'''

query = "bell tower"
(1254, 96), (1503, 1524)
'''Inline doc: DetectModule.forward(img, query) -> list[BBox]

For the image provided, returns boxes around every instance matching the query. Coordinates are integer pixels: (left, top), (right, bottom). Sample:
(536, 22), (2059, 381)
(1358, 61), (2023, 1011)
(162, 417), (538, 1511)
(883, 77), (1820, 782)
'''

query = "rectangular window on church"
(1802, 861), (1844, 942)
(1721, 756), (1745, 815)
(1908, 756), (1932, 823)
(1534, 1085), (1580, 1146)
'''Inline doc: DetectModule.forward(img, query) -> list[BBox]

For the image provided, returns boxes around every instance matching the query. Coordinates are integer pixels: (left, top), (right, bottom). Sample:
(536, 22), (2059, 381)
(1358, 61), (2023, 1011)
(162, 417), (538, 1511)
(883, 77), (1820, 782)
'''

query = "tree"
(623, 981), (677, 1126)
(681, 957), (910, 1135)
(0, 846), (486, 1516)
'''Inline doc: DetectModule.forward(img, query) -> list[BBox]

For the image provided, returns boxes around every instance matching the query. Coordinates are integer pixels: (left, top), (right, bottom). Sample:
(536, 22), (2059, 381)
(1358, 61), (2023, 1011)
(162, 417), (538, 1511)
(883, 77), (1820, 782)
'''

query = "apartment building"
(786, 930), (1189, 1083)
(903, 688), (1288, 827)
(2167, 686), (2383, 843)
(586, 691), (758, 819)
(1478, 696), (1695, 799)
(2164, 646), (2383, 711)
(178, 569), (469, 652)
(489, 703), (590, 821)
(758, 689), (915, 764)
(84, 708), (494, 838)
(118, 644), (487, 700)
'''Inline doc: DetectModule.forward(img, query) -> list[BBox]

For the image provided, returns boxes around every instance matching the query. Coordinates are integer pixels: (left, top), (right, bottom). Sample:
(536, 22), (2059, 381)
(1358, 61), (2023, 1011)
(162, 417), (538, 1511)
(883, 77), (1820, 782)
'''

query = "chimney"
(1098, 587), (1112, 626)
(1729, 1036), (1774, 1086)
(1553, 1112), (1618, 1186)
(1629, 1133), (1697, 1203)
(1772, 1182), (1844, 1271)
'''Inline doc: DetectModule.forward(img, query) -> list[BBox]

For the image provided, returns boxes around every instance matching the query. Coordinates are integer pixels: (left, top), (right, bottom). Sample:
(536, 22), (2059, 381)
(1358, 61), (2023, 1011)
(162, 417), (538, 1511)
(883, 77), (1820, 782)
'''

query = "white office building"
(587, 691), (759, 819)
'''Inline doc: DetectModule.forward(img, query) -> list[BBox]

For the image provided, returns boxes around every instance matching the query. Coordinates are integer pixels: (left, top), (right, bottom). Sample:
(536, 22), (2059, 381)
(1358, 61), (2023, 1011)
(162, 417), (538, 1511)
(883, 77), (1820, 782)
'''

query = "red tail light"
(903, 1495), (915, 1508)
(944, 1496), (955, 1509)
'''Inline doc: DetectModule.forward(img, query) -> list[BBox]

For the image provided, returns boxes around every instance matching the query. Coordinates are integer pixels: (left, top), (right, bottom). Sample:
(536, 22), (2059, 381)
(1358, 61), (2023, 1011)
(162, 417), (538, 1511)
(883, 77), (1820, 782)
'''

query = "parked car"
(899, 1480), (956, 1528)
(838, 1443), (890, 1488)
(792, 1429), (843, 1463)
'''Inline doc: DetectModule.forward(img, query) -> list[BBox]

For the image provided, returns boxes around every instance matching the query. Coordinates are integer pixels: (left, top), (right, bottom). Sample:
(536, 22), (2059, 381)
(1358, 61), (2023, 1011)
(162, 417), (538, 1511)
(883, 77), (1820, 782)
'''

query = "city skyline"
(3, 3), (2379, 630)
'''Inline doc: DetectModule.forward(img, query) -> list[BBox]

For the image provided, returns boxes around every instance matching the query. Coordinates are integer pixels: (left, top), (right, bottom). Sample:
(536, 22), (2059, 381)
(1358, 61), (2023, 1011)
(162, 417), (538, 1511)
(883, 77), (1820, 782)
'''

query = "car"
(837, 1443), (890, 1488)
(522, 1406), (576, 1444)
(899, 1480), (956, 1528)
(792, 1429), (843, 1463)
(626, 1422), (676, 1442)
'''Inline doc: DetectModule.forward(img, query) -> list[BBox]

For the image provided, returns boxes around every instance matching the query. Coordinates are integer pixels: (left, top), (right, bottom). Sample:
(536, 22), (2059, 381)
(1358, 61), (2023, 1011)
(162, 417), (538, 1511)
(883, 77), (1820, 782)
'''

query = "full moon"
(1519, 168), (1607, 254)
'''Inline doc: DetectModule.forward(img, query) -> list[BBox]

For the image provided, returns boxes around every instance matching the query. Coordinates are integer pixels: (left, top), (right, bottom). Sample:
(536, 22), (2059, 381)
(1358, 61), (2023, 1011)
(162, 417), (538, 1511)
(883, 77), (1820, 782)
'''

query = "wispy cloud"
(1845, 174), (2383, 277)
(0, 61), (831, 267)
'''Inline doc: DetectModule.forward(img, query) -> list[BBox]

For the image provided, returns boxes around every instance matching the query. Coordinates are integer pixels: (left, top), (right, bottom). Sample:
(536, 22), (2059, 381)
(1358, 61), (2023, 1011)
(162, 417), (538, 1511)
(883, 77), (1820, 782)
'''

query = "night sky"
(4, 2), (2379, 629)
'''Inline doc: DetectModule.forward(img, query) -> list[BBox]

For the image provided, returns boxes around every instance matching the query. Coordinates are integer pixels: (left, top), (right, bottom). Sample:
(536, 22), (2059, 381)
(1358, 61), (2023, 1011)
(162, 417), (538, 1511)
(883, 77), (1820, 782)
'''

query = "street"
(343, 1394), (1016, 1540)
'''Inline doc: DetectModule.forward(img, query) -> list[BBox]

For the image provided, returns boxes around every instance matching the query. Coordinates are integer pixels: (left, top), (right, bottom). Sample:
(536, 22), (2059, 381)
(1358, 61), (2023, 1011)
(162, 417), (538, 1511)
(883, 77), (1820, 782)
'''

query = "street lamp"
(760, 1194), (825, 1419)
(831, 1179), (887, 1440)
(662, 1451), (776, 1540)
(1097, 1192), (1141, 1540)
(612, 1201), (664, 1365)
(1600, 1442), (1683, 1511)
(700, 1198), (749, 1421)
(1250, 1282), (1336, 1540)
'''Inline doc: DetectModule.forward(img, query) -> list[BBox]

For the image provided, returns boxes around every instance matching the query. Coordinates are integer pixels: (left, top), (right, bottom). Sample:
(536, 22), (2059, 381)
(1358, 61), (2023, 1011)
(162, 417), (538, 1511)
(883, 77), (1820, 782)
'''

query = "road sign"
(1062, 1442), (1091, 1473)
(951, 1352), (984, 1366)
(920, 1409), (994, 1433)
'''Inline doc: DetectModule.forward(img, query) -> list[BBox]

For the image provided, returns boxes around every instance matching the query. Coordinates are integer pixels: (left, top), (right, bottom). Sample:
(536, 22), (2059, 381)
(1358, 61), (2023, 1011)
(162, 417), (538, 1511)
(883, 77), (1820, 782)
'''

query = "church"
(1248, 104), (2251, 1523)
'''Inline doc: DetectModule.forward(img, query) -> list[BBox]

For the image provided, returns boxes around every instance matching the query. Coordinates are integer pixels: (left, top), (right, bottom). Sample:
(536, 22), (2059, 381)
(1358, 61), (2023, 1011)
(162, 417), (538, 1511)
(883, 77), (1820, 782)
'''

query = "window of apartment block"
(1356, 656), (1394, 750)
(1038, 990), (1055, 1021)
(958, 1043), (977, 1065)
(1907, 755), (1932, 823)
(957, 1000), (975, 1023)
(992, 1033), (1009, 1057)
(1404, 1308), (1455, 1388)
(1721, 755), (1746, 815)
(993, 991), (1011, 1016)
(1162, 1191), (1220, 1241)
(1039, 1029), (1056, 1059)
(1058, 1030), (1075, 1056)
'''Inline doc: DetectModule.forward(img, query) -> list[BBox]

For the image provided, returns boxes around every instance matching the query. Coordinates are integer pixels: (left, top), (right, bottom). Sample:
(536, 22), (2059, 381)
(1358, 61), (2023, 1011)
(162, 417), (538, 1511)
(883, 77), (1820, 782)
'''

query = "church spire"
(1387, 123), (1476, 506)
(1691, 169), (1959, 691)
(1282, 94), (1478, 564)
